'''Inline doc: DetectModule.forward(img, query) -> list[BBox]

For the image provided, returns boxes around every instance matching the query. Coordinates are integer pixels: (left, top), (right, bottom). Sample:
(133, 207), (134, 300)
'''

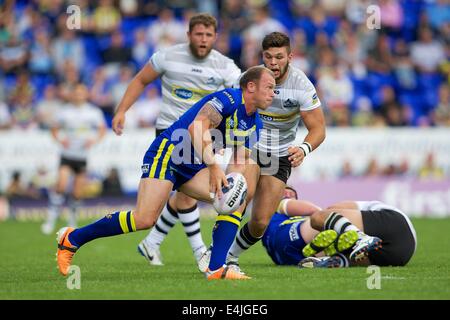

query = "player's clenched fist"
(112, 112), (126, 136)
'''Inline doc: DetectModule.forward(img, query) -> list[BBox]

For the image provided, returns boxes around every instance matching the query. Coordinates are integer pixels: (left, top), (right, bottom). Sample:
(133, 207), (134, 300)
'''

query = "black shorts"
(251, 150), (291, 184)
(60, 156), (87, 174)
(362, 209), (416, 266)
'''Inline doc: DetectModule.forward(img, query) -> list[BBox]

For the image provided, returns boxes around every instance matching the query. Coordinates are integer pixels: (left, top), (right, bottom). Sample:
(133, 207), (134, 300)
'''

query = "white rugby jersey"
(149, 43), (241, 129)
(356, 201), (417, 252)
(54, 103), (106, 161)
(256, 65), (321, 156)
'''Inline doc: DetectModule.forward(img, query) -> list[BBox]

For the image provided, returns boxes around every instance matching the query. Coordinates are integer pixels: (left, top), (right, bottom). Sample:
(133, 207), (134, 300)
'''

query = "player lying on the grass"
(55, 66), (275, 280)
(299, 198), (417, 268)
(257, 186), (417, 268)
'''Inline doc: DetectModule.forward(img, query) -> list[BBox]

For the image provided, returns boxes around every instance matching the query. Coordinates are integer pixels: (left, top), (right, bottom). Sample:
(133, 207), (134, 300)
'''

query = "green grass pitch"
(1, 217), (450, 300)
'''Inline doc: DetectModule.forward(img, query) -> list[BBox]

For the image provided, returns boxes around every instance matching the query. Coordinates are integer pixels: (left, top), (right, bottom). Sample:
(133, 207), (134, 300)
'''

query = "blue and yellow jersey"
(161, 88), (262, 152)
(141, 88), (262, 189)
(262, 213), (308, 265)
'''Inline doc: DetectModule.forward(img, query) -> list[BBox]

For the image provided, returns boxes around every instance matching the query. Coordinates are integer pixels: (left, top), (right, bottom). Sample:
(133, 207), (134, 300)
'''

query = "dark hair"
(189, 13), (217, 32)
(239, 66), (273, 90)
(262, 32), (291, 53)
(285, 185), (298, 200)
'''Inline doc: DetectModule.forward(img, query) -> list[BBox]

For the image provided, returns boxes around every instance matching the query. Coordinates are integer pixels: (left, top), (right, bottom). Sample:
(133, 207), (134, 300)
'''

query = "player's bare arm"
(188, 103), (228, 199)
(288, 107), (326, 167)
(112, 63), (161, 135)
(278, 198), (322, 217)
(50, 126), (70, 149)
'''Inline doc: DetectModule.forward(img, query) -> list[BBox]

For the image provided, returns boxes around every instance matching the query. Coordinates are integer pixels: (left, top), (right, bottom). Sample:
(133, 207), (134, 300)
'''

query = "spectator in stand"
(93, 0), (122, 35)
(102, 168), (123, 197)
(5, 171), (37, 200)
(124, 86), (162, 130)
(119, 0), (139, 17)
(290, 29), (311, 76)
(8, 70), (35, 106)
(418, 152), (445, 180)
(425, 0), (450, 31)
(432, 84), (450, 126)
(393, 39), (417, 90)
(89, 67), (114, 118)
(244, 4), (287, 44)
(146, 7), (185, 51)
(345, 0), (372, 25)
(378, 85), (406, 126)
(364, 158), (381, 177)
(132, 28), (152, 68)
(352, 97), (375, 127)
(317, 65), (354, 126)
(10, 93), (38, 130)
(240, 37), (260, 70)
(335, 21), (367, 77)
(29, 166), (54, 200)
(0, 31), (28, 74)
(366, 34), (394, 75)
(29, 29), (54, 76)
(410, 27), (446, 74)
(52, 28), (85, 75)
(101, 30), (132, 77)
(0, 101), (12, 130)
(57, 61), (81, 102)
(110, 64), (134, 108)
(379, 0), (404, 36)
(220, 0), (250, 37)
(340, 160), (355, 178)
(36, 84), (62, 130)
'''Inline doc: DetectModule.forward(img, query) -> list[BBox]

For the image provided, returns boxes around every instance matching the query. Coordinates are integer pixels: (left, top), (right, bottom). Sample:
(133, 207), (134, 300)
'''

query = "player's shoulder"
(208, 49), (239, 68)
(213, 87), (241, 101)
(155, 43), (189, 58)
(285, 65), (316, 91)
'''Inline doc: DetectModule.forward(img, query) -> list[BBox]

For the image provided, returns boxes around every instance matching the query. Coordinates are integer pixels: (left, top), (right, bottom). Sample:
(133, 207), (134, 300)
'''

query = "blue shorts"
(141, 136), (206, 190)
(262, 213), (307, 266)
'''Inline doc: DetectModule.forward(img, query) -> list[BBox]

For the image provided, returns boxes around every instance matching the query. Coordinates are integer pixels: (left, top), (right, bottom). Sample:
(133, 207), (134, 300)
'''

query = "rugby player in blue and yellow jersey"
(55, 66), (275, 280)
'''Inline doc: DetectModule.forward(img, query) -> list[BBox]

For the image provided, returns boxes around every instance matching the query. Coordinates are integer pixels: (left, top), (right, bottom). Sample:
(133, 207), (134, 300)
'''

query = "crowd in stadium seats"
(0, 0), (448, 131)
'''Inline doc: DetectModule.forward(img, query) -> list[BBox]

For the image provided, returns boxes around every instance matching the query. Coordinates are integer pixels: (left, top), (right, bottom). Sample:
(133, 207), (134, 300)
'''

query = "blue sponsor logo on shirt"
(174, 88), (193, 99)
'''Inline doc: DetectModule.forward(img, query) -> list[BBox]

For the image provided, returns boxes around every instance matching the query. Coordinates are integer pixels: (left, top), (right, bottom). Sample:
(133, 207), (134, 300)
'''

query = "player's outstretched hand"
(288, 146), (305, 167)
(112, 112), (125, 136)
(209, 164), (229, 200)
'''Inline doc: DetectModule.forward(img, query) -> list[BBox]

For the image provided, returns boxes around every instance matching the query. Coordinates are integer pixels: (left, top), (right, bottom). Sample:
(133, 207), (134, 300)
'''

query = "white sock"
(144, 202), (178, 248)
(324, 212), (360, 234)
(45, 191), (64, 226)
(68, 197), (81, 228)
(228, 222), (261, 260)
(178, 205), (205, 256)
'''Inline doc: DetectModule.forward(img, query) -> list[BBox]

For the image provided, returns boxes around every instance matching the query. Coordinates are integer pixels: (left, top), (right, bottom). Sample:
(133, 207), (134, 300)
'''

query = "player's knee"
(250, 217), (270, 237)
(175, 192), (197, 210)
(133, 211), (158, 229)
(310, 211), (326, 231)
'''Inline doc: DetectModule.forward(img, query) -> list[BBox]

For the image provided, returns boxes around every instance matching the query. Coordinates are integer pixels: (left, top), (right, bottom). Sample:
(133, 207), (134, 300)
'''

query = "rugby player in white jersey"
(41, 84), (106, 234)
(199, 32), (328, 276)
(111, 13), (241, 267)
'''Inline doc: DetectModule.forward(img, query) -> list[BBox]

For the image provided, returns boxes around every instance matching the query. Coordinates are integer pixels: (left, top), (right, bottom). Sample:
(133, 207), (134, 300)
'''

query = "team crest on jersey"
(141, 164), (150, 174)
(206, 77), (217, 85)
(312, 93), (318, 105)
(283, 99), (299, 108)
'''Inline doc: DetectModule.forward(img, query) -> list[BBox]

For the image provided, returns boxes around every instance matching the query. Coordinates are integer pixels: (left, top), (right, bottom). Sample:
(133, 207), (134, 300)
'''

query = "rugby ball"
(213, 172), (248, 215)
